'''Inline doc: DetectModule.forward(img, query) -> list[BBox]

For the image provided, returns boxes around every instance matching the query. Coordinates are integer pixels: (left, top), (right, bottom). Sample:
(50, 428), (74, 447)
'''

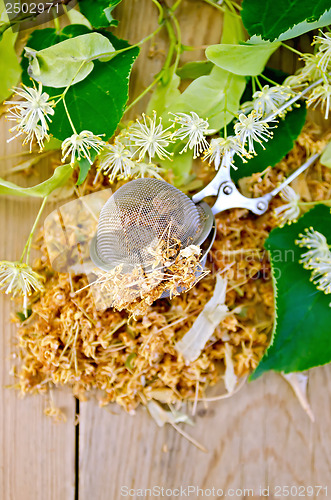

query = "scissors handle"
(192, 151), (321, 216)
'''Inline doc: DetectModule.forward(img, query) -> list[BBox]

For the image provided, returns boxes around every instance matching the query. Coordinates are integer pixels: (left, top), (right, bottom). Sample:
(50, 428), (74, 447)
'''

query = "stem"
(52, 7), (61, 33)
(63, 97), (77, 134)
(20, 196), (48, 265)
(151, 0), (164, 23)
(202, 0), (226, 13)
(251, 76), (256, 94)
(169, 0), (184, 13)
(260, 73), (280, 87)
(224, 0), (237, 15)
(86, 23), (165, 63)
(54, 60), (86, 105)
(254, 75), (263, 91)
(281, 42), (304, 57)
(169, 12), (182, 72)
(124, 72), (164, 115)
(163, 19), (178, 74)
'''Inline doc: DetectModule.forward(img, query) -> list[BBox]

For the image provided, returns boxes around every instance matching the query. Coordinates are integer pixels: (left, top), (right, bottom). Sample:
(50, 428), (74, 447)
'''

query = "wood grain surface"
(1, 1), (331, 500)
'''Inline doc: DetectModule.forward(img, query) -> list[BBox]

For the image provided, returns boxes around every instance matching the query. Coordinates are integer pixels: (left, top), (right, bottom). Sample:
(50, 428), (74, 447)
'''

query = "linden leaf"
(21, 26), (139, 140)
(221, 8), (245, 45)
(78, 0), (122, 29)
(206, 41), (280, 76)
(25, 33), (115, 88)
(232, 105), (307, 181)
(0, 164), (73, 197)
(176, 61), (213, 80)
(158, 142), (194, 187)
(66, 8), (92, 29)
(251, 205), (331, 379)
(162, 66), (246, 132)
(242, 0), (331, 41)
(0, 0), (20, 102)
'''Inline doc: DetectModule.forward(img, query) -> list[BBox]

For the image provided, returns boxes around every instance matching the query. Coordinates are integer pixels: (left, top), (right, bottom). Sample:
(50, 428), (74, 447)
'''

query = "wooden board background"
(1, 1), (331, 499)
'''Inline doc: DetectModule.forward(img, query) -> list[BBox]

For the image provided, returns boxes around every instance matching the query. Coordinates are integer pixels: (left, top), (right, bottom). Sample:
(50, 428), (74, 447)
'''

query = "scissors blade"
(269, 152), (320, 198)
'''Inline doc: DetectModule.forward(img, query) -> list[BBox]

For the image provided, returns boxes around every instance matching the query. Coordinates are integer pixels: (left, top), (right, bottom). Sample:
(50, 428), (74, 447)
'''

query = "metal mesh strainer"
(90, 178), (212, 272)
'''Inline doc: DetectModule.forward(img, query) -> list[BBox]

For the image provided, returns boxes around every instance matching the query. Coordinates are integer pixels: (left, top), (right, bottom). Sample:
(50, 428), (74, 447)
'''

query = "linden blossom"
(273, 185), (301, 226)
(313, 31), (331, 73)
(97, 140), (136, 182)
(5, 83), (55, 151)
(127, 111), (174, 162)
(0, 261), (45, 314)
(296, 227), (331, 269)
(61, 130), (105, 165)
(234, 111), (274, 155)
(170, 111), (211, 158)
(252, 85), (294, 116)
(307, 83), (331, 119)
(203, 135), (247, 170)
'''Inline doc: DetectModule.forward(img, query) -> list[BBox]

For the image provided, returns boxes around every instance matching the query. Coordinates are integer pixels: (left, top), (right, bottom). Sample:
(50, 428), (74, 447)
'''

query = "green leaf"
(158, 142), (194, 187)
(25, 33), (115, 88)
(206, 41), (280, 76)
(232, 105), (307, 181)
(320, 141), (331, 168)
(43, 137), (62, 151)
(0, 163), (73, 197)
(78, 0), (122, 28)
(242, 0), (331, 41)
(176, 61), (213, 80)
(275, 7), (331, 41)
(252, 205), (331, 379)
(76, 149), (97, 185)
(147, 65), (181, 116)
(21, 27), (139, 140)
(65, 8), (92, 29)
(162, 66), (246, 132)
(0, 1), (21, 102)
(221, 8), (245, 44)
(16, 309), (32, 322)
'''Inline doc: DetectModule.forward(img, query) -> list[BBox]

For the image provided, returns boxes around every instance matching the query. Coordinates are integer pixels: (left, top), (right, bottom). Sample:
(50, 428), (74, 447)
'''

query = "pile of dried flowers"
(9, 124), (331, 422)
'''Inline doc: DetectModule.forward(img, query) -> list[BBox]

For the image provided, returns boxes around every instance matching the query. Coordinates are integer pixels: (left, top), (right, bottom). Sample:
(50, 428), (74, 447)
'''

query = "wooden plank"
(78, 1), (331, 498)
(79, 371), (331, 498)
(0, 114), (76, 500)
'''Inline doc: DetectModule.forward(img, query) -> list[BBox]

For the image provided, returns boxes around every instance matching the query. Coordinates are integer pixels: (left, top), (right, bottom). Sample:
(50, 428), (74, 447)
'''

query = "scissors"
(190, 151), (320, 264)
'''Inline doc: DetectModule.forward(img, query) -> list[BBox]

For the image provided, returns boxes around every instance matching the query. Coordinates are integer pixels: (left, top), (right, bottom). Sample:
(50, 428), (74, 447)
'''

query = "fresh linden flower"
(61, 130), (105, 166)
(127, 112), (173, 162)
(307, 83), (331, 119)
(283, 53), (324, 90)
(97, 141), (135, 182)
(130, 162), (164, 180)
(170, 111), (210, 158)
(274, 185), (301, 226)
(234, 111), (273, 155)
(0, 260), (44, 314)
(300, 53), (325, 82)
(314, 31), (331, 73)
(252, 85), (293, 117)
(203, 135), (247, 170)
(5, 83), (55, 151)
(295, 227), (331, 269)
(310, 258), (331, 294)
(282, 74), (306, 89)
(239, 100), (254, 115)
